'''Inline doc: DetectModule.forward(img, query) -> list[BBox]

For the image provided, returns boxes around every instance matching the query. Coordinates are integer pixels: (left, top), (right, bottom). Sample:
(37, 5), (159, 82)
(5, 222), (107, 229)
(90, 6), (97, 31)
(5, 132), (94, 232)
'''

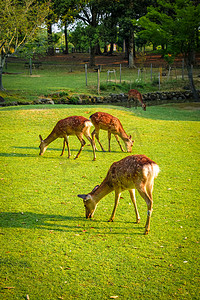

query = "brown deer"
(78, 155), (159, 235)
(128, 89), (146, 111)
(90, 112), (134, 153)
(39, 116), (96, 160)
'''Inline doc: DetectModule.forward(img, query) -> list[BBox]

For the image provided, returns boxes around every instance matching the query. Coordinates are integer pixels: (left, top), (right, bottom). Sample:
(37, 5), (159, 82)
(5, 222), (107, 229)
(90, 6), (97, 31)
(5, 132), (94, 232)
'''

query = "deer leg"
(91, 129), (98, 151)
(108, 190), (121, 222)
(114, 135), (125, 152)
(136, 183), (153, 235)
(135, 99), (138, 109)
(60, 139), (66, 156)
(108, 131), (112, 152)
(84, 132), (96, 161)
(95, 129), (106, 152)
(62, 136), (70, 158)
(75, 135), (86, 159)
(129, 189), (141, 223)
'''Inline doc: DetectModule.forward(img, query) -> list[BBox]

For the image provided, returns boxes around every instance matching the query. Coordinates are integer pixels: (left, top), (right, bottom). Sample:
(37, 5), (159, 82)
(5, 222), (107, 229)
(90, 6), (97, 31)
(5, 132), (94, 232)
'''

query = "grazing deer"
(128, 89), (146, 111)
(78, 154), (159, 235)
(39, 116), (96, 160)
(90, 112), (134, 153)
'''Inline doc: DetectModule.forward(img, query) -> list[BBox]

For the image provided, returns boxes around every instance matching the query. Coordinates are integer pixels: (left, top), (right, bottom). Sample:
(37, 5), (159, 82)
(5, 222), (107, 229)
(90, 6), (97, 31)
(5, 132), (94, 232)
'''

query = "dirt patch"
(164, 102), (200, 110)
(22, 75), (41, 78)
(41, 52), (200, 68)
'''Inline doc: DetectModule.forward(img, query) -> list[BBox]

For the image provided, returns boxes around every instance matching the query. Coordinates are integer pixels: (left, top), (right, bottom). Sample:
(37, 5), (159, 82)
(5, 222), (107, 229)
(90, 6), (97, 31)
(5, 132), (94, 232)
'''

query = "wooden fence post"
(29, 58), (32, 76)
(182, 59), (184, 80)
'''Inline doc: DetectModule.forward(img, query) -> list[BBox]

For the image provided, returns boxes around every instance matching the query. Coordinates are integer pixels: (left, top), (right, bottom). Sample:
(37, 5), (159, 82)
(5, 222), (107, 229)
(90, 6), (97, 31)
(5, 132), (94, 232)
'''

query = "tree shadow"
(0, 212), (83, 233)
(0, 152), (37, 158)
(0, 212), (143, 235)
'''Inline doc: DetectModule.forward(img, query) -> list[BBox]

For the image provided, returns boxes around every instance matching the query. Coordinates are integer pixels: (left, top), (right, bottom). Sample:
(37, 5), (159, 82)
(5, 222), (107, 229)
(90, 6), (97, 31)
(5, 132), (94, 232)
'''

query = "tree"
(76, 0), (105, 66)
(69, 22), (90, 52)
(139, 0), (200, 100)
(52, 0), (85, 54)
(116, 0), (151, 68)
(0, 0), (49, 90)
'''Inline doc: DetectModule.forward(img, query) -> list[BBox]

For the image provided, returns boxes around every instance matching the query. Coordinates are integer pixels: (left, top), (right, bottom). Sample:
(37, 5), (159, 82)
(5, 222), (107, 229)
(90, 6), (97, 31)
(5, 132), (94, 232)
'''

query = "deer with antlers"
(90, 112), (134, 153)
(78, 154), (159, 235)
(128, 89), (146, 111)
(39, 116), (96, 160)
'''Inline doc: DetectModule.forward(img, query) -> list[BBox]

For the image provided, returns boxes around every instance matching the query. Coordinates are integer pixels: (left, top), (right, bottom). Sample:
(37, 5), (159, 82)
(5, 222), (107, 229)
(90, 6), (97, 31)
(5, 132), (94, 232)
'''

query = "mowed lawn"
(0, 104), (199, 300)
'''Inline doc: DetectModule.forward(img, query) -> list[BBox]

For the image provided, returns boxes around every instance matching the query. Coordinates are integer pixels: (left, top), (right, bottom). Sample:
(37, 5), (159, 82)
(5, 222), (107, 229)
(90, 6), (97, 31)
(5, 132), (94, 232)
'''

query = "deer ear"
(39, 135), (43, 142)
(129, 135), (132, 139)
(77, 194), (89, 201)
(91, 185), (99, 193)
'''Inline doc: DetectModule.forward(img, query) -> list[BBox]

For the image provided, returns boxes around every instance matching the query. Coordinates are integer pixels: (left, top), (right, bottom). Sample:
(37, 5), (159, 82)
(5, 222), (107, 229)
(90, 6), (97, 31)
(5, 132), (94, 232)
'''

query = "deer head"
(39, 135), (47, 156)
(78, 185), (99, 218)
(142, 103), (146, 111)
(124, 135), (134, 152)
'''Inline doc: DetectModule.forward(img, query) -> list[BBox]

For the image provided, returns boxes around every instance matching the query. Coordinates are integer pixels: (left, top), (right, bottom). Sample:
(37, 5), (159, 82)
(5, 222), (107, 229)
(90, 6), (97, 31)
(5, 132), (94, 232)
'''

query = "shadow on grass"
(13, 146), (123, 154)
(0, 152), (37, 157)
(0, 146), (102, 158)
(0, 212), (143, 235)
(0, 146), (124, 158)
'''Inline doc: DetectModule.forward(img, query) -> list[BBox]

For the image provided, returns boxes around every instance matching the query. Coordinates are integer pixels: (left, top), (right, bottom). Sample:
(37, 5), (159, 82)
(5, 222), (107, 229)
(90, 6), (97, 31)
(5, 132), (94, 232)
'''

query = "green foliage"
(163, 53), (175, 66)
(0, 0), (50, 59)
(69, 22), (90, 52)
(100, 81), (130, 93)
(138, 0), (200, 56)
(0, 105), (199, 299)
(18, 30), (49, 59)
(69, 95), (79, 104)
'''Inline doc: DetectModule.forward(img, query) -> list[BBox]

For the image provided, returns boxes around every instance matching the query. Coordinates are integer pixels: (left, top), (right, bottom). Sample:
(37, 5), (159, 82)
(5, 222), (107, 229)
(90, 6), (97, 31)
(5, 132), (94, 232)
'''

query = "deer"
(128, 89), (146, 111)
(78, 154), (159, 235)
(90, 112), (134, 153)
(39, 116), (96, 160)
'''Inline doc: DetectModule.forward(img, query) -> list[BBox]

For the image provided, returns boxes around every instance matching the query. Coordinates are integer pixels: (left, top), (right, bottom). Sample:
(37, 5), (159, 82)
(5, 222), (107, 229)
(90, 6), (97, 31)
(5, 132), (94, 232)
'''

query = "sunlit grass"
(0, 104), (199, 299)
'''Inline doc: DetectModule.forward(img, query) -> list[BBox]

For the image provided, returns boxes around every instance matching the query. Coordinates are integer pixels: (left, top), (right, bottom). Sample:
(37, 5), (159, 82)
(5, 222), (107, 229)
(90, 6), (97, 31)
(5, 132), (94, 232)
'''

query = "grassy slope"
(0, 105), (199, 299)
(3, 61), (200, 103)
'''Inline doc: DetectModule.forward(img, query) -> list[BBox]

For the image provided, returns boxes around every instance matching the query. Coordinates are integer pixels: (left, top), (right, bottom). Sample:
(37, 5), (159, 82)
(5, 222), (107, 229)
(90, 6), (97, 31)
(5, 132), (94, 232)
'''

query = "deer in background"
(128, 89), (146, 111)
(39, 116), (96, 160)
(90, 112), (134, 153)
(78, 154), (159, 235)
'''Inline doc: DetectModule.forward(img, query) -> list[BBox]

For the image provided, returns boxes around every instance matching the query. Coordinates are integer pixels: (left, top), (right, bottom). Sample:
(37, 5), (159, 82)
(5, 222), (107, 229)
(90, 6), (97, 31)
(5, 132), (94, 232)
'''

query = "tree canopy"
(0, 0), (50, 89)
(138, 0), (200, 99)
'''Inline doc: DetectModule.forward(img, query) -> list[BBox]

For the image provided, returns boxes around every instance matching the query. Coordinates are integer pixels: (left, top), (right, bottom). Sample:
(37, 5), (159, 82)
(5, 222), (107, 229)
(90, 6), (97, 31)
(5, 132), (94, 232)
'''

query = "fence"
(4, 55), (200, 95)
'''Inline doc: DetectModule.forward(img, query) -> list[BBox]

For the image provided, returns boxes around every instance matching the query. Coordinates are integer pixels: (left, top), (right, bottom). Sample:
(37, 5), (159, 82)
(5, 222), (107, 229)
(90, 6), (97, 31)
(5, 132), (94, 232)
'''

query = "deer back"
(57, 116), (92, 136)
(90, 112), (126, 135)
(128, 89), (142, 101)
(104, 155), (159, 191)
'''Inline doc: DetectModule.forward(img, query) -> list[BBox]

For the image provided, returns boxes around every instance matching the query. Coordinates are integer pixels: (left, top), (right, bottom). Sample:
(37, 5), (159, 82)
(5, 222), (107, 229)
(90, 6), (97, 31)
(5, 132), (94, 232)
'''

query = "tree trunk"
(64, 23), (69, 54)
(109, 42), (114, 55)
(0, 54), (5, 90)
(0, 66), (4, 90)
(124, 39), (128, 60)
(95, 44), (102, 55)
(90, 46), (95, 66)
(187, 64), (199, 101)
(128, 33), (136, 68)
(186, 47), (199, 101)
(103, 45), (107, 54)
(47, 21), (54, 56)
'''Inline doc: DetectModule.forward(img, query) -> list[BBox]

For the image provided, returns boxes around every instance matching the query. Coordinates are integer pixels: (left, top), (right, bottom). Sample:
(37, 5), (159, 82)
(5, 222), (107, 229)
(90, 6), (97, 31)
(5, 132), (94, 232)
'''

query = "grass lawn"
(2, 59), (200, 104)
(0, 104), (199, 299)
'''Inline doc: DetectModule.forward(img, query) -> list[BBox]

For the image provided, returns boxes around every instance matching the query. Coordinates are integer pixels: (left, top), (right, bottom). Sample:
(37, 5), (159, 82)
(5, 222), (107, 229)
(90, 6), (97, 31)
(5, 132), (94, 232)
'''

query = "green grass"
(0, 104), (200, 299)
(2, 61), (199, 103)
